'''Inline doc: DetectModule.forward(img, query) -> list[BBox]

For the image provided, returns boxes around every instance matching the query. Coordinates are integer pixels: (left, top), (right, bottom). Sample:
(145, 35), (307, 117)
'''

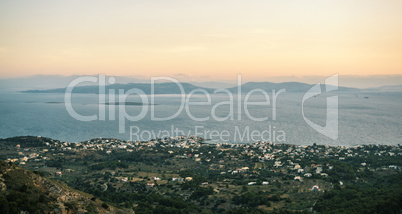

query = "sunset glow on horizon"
(1, 0), (401, 81)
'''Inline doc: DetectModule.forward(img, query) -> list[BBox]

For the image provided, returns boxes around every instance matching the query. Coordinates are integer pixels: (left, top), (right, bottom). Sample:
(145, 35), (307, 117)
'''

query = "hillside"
(0, 159), (133, 214)
(0, 136), (401, 213)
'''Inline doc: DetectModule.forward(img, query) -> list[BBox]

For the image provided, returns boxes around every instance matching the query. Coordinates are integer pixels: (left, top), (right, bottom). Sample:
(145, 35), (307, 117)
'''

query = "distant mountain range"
(0, 75), (148, 91)
(363, 84), (402, 92)
(226, 81), (357, 93)
(23, 81), (358, 94)
(3, 74), (402, 90)
(23, 82), (216, 94)
(2, 74), (401, 94)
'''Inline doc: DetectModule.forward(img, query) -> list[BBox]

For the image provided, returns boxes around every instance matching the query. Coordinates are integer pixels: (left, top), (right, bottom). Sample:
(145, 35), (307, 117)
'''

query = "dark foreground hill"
(0, 160), (133, 214)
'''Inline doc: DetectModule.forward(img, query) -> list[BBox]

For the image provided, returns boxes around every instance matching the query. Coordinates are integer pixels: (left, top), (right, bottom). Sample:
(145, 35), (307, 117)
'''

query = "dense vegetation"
(314, 173), (402, 214)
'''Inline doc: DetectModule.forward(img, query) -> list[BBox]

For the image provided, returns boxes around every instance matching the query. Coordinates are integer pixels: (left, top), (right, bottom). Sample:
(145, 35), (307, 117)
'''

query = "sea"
(0, 90), (401, 146)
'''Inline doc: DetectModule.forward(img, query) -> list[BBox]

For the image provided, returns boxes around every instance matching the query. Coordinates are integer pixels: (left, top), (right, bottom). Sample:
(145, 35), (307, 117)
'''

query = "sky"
(0, 0), (402, 82)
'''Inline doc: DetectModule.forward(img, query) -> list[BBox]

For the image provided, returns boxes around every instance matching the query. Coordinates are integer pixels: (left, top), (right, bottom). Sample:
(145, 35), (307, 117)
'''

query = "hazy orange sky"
(0, 0), (401, 81)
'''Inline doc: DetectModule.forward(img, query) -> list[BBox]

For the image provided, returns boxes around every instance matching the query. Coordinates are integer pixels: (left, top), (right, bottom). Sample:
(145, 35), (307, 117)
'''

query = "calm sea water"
(0, 91), (401, 146)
